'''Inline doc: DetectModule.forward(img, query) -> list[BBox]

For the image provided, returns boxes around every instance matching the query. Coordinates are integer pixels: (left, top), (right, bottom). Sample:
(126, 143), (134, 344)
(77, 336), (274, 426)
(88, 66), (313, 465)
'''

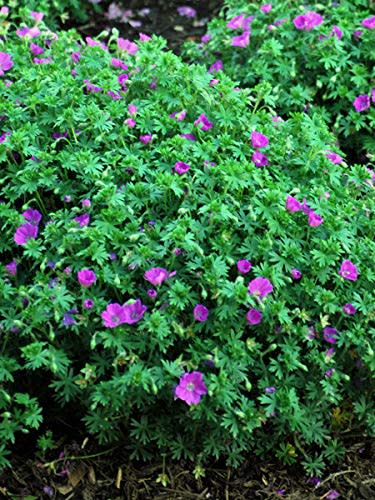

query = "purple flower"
(128, 104), (137, 115)
(140, 134), (152, 144)
(22, 208), (42, 225)
(83, 299), (94, 309)
(84, 80), (102, 93)
(30, 43), (44, 55)
(252, 151), (268, 167)
(194, 114), (213, 131)
(265, 386), (276, 393)
(326, 150), (343, 164)
(118, 73), (129, 88)
(331, 25), (343, 39)
(34, 57), (52, 65)
(14, 223), (38, 245)
(248, 277), (273, 298)
(201, 34), (212, 44)
(180, 133), (197, 141)
(16, 26), (41, 38)
(30, 11), (44, 22)
(177, 6), (196, 18)
(308, 211), (323, 227)
(118, 37), (138, 55)
(175, 161), (190, 175)
(175, 371), (207, 405)
(231, 31), (250, 48)
(82, 198), (91, 207)
(5, 260), (17, 276)
(147, 288), (157, 298)
(353, 95), (370, 112)
(86, 37), (107, 51)
(209, 60), (223, 73)
(71, 51), (81, 63)
(323, 327), (339, 344)
(111, 57), (128, 70)
(361, 16), (375, 29)
(293, 11), (323, 31)
(64, 195), (71, 203)
(260, 4), (272, 14)
(353, 30), (362, 39)
(0, 52), (13, 76)
(291, 268), (302, 280)
(343, 303), (357, 315)
(246, 308), (262, 325)
(325, 368), (335, 378)
(251, 131), (269, 149)
(194, 304), (209, 322)
(325, 347), (335, 359)
(139, 33), (151, 42)
(101, 303), (127, 328)
(125, 118), (136, 127)
(122, 299), (147, 324)
(326, 490), (340, 500)
(144, 267), (172, 286)
(74, 213), (90, 227)
(372, 88), (375, 103)
(227, 14), (254, 30)
(77, 269), (97, 287)
(63, 310), (77, 327)
(339, 260), (358, 281)
(286, 196), (302, 213)
(237, 259), (252, 274)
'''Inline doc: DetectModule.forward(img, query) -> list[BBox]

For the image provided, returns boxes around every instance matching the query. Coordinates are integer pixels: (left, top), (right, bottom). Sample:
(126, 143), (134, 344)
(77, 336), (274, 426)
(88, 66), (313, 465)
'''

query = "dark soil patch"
(1, 434), (374, 499)
(65, 0), (224, 51)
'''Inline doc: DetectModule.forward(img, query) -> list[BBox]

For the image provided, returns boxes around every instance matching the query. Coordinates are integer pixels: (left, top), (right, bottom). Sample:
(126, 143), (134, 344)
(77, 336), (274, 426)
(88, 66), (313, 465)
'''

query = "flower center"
(112, 315), (120, 323)
(186, 383), (195, 392)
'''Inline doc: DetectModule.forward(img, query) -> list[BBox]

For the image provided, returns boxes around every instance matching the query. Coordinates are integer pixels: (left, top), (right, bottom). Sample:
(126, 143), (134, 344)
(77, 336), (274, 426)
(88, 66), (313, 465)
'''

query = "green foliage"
(0, 7), (374, 475)
(182, 0), (375, 154)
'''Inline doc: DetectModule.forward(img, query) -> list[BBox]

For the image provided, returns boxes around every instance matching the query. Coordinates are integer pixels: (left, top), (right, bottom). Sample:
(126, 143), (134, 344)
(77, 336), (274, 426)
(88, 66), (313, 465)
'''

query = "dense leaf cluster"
(0, 6), (374, 474)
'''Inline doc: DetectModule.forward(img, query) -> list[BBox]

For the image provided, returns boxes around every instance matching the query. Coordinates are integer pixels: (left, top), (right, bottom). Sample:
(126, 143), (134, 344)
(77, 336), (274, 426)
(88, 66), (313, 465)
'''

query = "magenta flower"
(265, 386), (276, 394)
(122, 299), (147, 324)
(175, 371), (207, 405)
(111, 57), (128, 70)
(227, 14), (254, 31)
(22, 208), (42, 225)
(177, 6), (196, 18)
(140, 134), (152, 144)
(0, 52), (13, 76)
(209, 60), (223, 73)
(343, 303), (357, 315)
(33, 57), (52, 65)
(139, 33), (151, 42)
(193, 304), (209, 322)
(372, 88), (375, 103)
(326, 490), (340, 500)
(201, 34), (212, 44)
(246, 308), (262, 325)
(84, 80), (102, 93)
(339, 260), (358, 281)
(144, 267), (171, 286)
(252, 151), (268, 167)
(118, 38), (138, 55)
(353, 95), (370, 112)
(71, 51), (81, 63)
(361, 16), (375, 29)
(248, 277), (273, 298)
(30, 43), (44, 55)
(175, 161), (190, 175)
(331, 25), (343, 39)
(82, 198), (91, 207)
(251, 131), (269, 149)
(147, 288), (157, 298)
(128, 103), (137, 115)
(308, 211), (323, 227)
(101, 303), (127, 328)
(14, 223), (38, 245)
(86, 36), (107, 50)
(291, 268), (302, 280)
(126, 118), (136, 127)
(77, 269), (97, 287)
(16, 26), (40, 38)
(286, 196), (302, 213)
(326, 150), (343, 164)
(194, 114), (213, 131)
(323, 327), (339, 344)
(83, 299), (94, 309)
(30, 11), (44, 22)
(237, 259), (252, 274)
(5, 260), (17, 276)
(260, 4), (272, 13)
(231, 31), (250, 48)
(74, 213), (90, 227)
(293, 11), (323, 31)
(180, 133), (197, 141)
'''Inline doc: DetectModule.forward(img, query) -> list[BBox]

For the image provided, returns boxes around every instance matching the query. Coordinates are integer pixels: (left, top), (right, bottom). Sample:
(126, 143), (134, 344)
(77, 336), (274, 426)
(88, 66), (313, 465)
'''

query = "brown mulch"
(0, 436), (374, 499)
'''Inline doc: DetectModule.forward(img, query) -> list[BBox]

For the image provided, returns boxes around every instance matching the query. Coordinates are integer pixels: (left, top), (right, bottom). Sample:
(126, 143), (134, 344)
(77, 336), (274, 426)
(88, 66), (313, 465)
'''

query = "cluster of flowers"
(251, 130), (270, 167)
(285, 195), (324, 227)
(14, 208), (42, 245)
